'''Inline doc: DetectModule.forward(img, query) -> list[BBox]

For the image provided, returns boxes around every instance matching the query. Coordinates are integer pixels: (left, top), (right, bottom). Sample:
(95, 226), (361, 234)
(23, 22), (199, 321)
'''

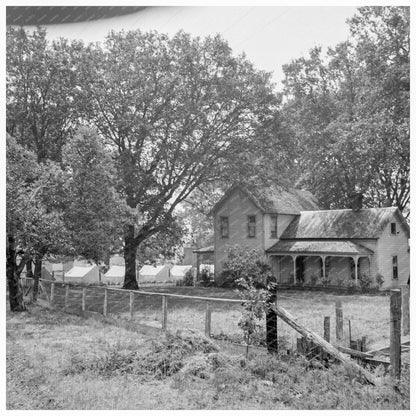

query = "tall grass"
(7, 304), (409, 410)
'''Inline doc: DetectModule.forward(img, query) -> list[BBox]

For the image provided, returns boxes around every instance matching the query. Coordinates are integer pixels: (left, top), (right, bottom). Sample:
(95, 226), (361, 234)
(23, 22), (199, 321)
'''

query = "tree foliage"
(61, 127), (127, 265)
(281, 6), (409, 215)
(6, 26), (82, 162)
(76, 29), (279, 288)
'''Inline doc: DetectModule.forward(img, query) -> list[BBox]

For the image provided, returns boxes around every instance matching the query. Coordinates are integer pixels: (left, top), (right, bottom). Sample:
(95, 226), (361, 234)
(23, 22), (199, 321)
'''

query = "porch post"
(321, 255), (326, 279)
(196, 253), (201, 282)
(354, 256), (359, 287)
(292, 255), (297, 284)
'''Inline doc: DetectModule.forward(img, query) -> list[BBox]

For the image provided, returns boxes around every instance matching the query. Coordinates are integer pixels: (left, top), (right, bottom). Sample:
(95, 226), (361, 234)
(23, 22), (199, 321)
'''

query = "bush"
(358, 273), (372, 291)
(183, 269), (194, 286)
(375, 273), (384, 290)
(218, 245), (273, 289)
(200, 268), (214, 287)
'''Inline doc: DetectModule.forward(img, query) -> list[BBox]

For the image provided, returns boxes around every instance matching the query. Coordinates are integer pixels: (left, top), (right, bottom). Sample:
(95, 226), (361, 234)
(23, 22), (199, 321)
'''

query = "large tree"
(281, 6), (409, 215)
(6, 26), (82, 162)
(77, 30), (278, 289)
(6, 135), (68, 309)
(61, 127), (127, 270)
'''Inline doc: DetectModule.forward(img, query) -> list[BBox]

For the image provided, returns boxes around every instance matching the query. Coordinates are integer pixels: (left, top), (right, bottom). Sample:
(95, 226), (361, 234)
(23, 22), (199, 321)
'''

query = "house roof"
(212, 184), (320, 215)
(266, 240), (374, 255)
(280, 207), (409, 240)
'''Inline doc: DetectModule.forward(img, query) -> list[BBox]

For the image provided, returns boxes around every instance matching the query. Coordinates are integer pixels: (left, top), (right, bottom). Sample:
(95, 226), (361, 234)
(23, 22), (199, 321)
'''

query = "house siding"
(375, 216), (409, 288)
(214, 188), (264, 275)
(264, 213), (297, 250)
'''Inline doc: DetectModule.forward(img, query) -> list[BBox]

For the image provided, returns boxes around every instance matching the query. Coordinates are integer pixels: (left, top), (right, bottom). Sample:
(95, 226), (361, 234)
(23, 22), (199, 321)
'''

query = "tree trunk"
(32, 255), (42, 303)
(6, 233), (26, 312)
(123, 225), (139, 290)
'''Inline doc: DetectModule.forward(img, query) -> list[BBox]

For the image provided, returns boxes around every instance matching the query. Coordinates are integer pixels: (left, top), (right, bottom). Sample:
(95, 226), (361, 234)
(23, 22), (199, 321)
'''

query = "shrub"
(219, 245), (273, 289)
(309, 274), (319, 286)
(375, 273), (384, 290)
(358, 273), (372, 291)
(183, 269), (194, 286)
(200, 268), (214, 287)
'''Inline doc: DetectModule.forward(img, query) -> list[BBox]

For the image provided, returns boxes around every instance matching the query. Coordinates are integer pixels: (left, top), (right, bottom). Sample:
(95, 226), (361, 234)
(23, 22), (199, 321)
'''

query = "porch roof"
(266, 240), (374, 256)
(193, 245), (214, 254)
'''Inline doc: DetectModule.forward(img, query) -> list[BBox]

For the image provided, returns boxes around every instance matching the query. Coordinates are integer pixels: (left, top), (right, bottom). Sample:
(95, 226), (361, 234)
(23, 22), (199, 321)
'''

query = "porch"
(267, 240), (374, 287)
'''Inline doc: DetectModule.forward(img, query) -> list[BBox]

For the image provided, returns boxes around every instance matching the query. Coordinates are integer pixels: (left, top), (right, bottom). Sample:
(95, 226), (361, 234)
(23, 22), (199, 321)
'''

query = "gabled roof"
(280, 207), (409, 240)
(212, 184), (320, 215)
(266, 240), (374, 255)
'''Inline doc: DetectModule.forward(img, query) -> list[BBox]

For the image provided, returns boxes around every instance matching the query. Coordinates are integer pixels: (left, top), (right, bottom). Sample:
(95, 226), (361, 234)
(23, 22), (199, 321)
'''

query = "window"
(392, 256), (398, 279)
(247, 215), (256, 238)
(220, 216), (229, 238)
(391, 222), (397, 235)
(270, 215), (278, 238)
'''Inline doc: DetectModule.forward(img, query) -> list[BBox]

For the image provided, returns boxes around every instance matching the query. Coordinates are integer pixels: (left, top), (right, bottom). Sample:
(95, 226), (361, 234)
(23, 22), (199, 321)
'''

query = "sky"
(24, 5), (358, 89)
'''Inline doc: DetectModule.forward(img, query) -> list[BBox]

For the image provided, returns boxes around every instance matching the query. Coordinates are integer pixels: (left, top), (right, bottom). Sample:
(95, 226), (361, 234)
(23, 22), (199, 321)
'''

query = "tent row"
(37, 264), (194, 285)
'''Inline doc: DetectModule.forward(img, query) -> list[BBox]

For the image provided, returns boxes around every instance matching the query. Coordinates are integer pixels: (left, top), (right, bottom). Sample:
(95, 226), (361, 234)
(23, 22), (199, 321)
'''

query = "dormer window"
(270, 214), (278, 238)
(247, 215), (256, 238)
(391, 222), (397, 235)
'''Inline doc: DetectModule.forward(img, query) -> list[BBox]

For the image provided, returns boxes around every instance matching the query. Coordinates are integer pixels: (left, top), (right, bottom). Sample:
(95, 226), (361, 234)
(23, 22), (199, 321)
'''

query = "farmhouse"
(212, 184), (410, 289)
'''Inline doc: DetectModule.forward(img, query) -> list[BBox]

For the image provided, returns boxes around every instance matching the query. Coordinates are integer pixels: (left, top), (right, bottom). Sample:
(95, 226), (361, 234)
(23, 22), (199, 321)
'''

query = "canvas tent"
(103, 265), (125, 285)
(64, 265), (100, 284)
(138, 265), (170, 283)
(169, 265), (193, 281)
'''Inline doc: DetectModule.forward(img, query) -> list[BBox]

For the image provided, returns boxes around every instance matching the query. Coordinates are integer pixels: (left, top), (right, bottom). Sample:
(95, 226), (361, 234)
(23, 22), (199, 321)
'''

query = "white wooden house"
(212, 184), (410, 289)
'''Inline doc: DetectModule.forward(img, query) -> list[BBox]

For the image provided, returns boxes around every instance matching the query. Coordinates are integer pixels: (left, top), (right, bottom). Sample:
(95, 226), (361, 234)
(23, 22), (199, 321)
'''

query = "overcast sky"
(26, 6), (358, 89)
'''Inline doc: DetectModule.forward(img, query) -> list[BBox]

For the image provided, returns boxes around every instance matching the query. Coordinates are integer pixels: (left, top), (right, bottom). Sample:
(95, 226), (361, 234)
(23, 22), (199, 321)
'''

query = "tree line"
(6, 6), (409, 311)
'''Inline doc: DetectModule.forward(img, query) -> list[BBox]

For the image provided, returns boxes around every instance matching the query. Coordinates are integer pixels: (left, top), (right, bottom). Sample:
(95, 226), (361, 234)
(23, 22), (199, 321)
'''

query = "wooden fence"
(19, 277), (409, 380)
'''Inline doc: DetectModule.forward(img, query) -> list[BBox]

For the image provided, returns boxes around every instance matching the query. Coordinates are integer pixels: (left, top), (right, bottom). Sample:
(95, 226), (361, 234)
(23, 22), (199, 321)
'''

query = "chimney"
(350, 192), (363, 212)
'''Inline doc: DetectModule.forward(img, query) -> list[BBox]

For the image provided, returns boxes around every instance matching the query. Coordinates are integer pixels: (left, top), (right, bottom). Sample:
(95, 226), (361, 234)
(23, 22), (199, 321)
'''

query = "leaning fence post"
(103, 288), (108, 317)
(50, 282), (55, 306)
(64, 284), (69, 311)
(324, 316), (330, 342)
(82, 287), (86, 311)
(401, 286), (410, 336)
(205, 301), (212, 338)
(390, 289), (401, 380)
(129, 291), (134, 321)
(162, 296), (167, 331)
(335, 300), (343, 341)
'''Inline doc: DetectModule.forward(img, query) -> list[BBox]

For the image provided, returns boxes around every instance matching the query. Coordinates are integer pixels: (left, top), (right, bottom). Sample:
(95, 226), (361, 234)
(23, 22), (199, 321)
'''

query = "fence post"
(401, 286), (410, 336)
(82, 287), (86, 311)
(103, 288), (108, 317)
(162, 296), (167, 331)
(390, 289), (401, 380)
(50, 282), (55, 306)
(129, 291), (134, 321)
(324, 316), (330, 342)
(64, 284), (69, 311)
(205, 301), (212, 338)
(335, 300), (343, 342)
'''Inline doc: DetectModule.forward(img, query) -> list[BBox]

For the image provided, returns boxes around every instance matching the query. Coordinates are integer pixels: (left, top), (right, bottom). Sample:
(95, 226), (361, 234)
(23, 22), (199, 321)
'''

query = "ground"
(6, 286), (410, 410)
(7, 306), (409, 409)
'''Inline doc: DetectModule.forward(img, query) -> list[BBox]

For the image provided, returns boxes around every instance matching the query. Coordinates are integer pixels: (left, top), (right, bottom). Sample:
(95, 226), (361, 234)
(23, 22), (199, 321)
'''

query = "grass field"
(6, 304), (409, 410)
(34, 282), (393, 350)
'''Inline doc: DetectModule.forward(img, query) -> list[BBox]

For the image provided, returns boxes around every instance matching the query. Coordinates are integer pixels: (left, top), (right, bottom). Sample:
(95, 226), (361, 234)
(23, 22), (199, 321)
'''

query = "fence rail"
(18, 276), (409, 379)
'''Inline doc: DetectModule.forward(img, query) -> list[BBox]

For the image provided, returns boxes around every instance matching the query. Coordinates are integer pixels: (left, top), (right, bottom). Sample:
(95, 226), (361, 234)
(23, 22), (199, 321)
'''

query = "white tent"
(64, 265), (100, 285)
(103, 265), (125, 285)
(170, 265), (193, 281)
(139, 265), (170, 283)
